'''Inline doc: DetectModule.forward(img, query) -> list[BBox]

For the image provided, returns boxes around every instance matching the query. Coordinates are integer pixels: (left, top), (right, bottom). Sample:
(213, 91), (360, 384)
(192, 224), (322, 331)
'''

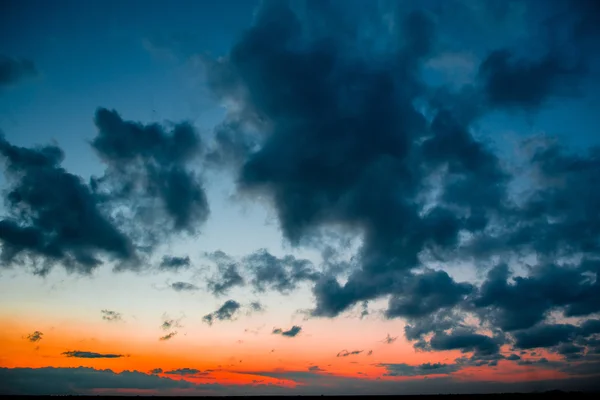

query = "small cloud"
(249, 301), (264, 312)
(171, 282), (199, 292)
(308, 365), (324, 372)
(337, 349), (363, 357)
(150, 368), (163, 374)
(367, 350), (373, 356)
(101, 310), (123, 322)
(272, 325), (302, 337)
(26, 331), (43, 343)
(163, 368), (202, 376)
(159, 255), (191, 271)
(161, 314), (184, 330)
(159, 332), (178, 341)
(62, 351), (124, 359)
(381, 334), (397, 344)
(202, 300), (241, 325)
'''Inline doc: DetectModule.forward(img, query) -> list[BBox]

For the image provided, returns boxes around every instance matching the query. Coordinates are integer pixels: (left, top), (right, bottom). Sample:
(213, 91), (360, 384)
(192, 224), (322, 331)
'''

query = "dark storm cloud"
(205, 251), (245, 295)
(513, 324), (579, 349)
(202, 300), (241, 325)
(385, 270), (473, 319)
(101, 309), (122, 322)
(272, 325), (302, 337)
(159, 332), (177, 341)
(427, 329), (501, 357)
(159, 255), (191, 271)
(380, 362), (461, 377)
(196, 0), (600, 369)
(0, 55), (37, 87)
(0, 135), (135, 275)
(171, 281), (199, 292)
(91, 108), (209, 244)
(26, 331), (43, 342)
(204, 0), (511, 328)
(336, 350), (362, 357)
(62, 351), (124, 359)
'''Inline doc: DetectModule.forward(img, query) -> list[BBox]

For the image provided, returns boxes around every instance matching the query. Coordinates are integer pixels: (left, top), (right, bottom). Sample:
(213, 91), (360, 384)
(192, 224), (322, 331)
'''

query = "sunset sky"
(1, 0), (600, 395)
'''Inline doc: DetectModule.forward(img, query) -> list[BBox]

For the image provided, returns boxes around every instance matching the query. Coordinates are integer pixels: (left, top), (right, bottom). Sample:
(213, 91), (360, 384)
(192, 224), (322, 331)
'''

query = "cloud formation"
(26, 331), (43, 343)
(0, 135), (135, 275)
(62, 351), (124, 359)
(159, 332), (178, 341)
(91, 108), (209, 246)
(171, 281), (199, 292)
(336, 350), (363, 357)
(202, 300), (241, 325)
(159, 255), (191, 271)
(163, 368), (202, 376)
(200, 0), (600, 367)
(381, 362), (461, 377)
(101, 309), (122, 322)
(272, 325), (302, 337)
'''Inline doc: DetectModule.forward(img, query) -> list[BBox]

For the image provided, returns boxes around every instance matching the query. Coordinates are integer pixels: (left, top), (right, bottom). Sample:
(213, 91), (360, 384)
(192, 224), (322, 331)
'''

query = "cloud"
(171, 282), (199, 292)
(163, 368), (202, 376)
(0, 367), (195, 395)
(308, 366), (324, 372)
(205, 251), (245, 295)
(428, 329), (501, 357)
(150, 368), (163, 374)
(513, 324), (579, 349)
(380, 362), (462, 377)
(336, 350), (363, 357)
(101, 309), (122, 322)
(203, 0), (507, 328)
(159, 332), (178, 341)
(0, 135), (135, 275)
(62, 351), (124, 359)
(202, 300), (241, 325)
(243, 249), (320, 294)
(161, 315), (184, 331)
(90, 108), (209, 246)
(159, 255), (191, 271)
(26, 331), (43, 343)
(0, 55), (37, 87)
(249, 301), (264, 312)
(272, 325), (302, 337)
(381, 334), (397, 344)
(2, 366), (600, 396)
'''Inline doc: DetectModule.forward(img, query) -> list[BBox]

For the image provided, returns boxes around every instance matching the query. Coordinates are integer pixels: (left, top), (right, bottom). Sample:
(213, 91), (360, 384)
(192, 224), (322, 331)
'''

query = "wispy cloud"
(26, 331), (43, 343)
(62, 351), (124, 359)
(101, 309), (123, 322)
(336, 350), (363, 357)
(159, 332), (178, 341)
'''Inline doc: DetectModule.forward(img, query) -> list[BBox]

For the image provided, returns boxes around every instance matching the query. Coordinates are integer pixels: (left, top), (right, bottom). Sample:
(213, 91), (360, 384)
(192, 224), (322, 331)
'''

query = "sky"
(1, 0), (600, 396)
